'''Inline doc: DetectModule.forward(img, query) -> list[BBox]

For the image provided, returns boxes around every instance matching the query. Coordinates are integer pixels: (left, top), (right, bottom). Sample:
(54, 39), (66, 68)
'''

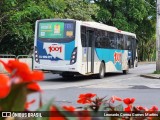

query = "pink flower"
(110, 96), (122, 103)
(136, 106), (148, 111)
(149, 106), (158, 112)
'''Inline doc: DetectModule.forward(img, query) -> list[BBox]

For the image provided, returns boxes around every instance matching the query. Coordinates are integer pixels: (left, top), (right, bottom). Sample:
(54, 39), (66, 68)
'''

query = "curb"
(140, 74), (160, 79)
(138, 62), (156, 65)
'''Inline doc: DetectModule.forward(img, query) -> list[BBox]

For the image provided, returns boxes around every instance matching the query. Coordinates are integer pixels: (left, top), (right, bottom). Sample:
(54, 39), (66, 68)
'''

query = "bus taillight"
(34, 46), (39, 63)
(70, 47), (77, 65)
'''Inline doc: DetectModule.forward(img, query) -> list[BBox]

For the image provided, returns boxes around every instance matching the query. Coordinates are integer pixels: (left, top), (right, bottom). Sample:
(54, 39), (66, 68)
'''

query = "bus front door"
(86, 30), (94, 73)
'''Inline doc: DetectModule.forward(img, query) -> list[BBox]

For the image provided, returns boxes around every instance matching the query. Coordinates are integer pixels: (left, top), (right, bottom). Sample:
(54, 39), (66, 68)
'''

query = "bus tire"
(135, 60), (138, 67)
(123, 70), (129, 74)
(61, 73), (74, 78)
(97, 62), (105, 79)
(128, 60), (131, 68)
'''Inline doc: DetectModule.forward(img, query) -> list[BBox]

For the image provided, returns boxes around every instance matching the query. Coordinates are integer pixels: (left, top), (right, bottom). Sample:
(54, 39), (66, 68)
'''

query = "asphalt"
(1, 61), (159, 79)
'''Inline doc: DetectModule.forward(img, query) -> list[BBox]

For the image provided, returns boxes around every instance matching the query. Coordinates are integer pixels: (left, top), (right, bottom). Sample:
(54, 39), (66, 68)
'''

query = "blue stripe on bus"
(37, 40), (47, 55)
(65, 40), (75, 60)
(37, 40), (75, 61)
(95, 48), (125, 70)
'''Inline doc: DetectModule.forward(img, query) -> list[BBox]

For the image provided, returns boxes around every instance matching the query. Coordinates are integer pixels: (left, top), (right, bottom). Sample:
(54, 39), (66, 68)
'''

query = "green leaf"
(33, 99), (54, 120)
(37, 98), (54, 111)
(0, 83), (27, 111)
(99, 102), (108, 111)
(114, 104), (123, 111)
(56, 106), (78, 120)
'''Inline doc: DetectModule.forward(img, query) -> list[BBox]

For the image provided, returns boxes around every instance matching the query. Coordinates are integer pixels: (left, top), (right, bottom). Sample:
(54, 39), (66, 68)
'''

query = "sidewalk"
(138, 61), (156, 65)
(138, 61), (160, 79)
(140, 74), (160, 79)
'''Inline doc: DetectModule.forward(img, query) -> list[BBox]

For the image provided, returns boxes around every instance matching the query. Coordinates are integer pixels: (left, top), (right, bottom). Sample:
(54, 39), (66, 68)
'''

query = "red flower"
(0, 74), (10, 98)
(110, 96), (122, 103)
(123, 98), (135, 106)
(124, 106), (132, 113)
(25, 99), (36, 109)
(62, 106), (75, 112)
(27, 82), (41, 92)
(77, 93), (96, 104)
(136, 106), (148, 111)
(0, 60), (44, 82)
(149, 106), (158, 112)
(50, 106), (66, 120)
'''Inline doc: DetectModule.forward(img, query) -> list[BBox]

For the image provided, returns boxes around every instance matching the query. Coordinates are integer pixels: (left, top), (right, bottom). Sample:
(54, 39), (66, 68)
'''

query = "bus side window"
(124, 35), (128, 50)
(99, 30), (105, 48)
(81, 26), (87, 47)
(105, 39), (109, 48)
(87, 28), (94, 47)
(95, 30), (102, 48)
(108, 32), (116, 49)
(101, 36), (107, 48)
(127, 36), (132, 50)
(117, 34), (124, 50)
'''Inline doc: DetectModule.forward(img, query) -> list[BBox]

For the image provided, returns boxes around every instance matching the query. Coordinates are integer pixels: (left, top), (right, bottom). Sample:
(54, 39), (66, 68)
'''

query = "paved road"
(28, 62), (160, 110)
(40, 62), (160, 89)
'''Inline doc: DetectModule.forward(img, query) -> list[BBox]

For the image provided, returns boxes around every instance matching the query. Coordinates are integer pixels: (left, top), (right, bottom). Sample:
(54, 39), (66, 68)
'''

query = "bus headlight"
(70, 47), (77, 65)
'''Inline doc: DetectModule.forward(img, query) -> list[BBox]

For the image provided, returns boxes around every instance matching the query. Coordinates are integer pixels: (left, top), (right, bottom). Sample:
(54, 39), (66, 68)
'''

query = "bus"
(33, 19), (138, 79)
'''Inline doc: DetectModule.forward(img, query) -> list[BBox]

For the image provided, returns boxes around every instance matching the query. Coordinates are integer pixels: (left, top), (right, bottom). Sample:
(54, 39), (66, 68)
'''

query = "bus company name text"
(114, 52), (122, 63)
(48, 45), (62, 53)
(2, 112), (42, 118)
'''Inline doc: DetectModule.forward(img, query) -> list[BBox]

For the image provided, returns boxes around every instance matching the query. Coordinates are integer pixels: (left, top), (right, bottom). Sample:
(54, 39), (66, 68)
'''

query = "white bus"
(33, 19), (138, 79)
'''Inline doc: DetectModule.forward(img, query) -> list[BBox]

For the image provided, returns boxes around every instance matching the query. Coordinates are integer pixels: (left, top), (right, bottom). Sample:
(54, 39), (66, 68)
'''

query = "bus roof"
(82, 21), (117, 32)
(37, 19), (136, 38)
(81, 21), (136, 38)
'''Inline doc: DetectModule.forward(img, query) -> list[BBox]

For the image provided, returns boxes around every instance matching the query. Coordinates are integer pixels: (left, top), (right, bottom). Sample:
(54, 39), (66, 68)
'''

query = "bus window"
(81, 26), (87, 47)
(108, 32), (116, 49)
(95, 37), (104, 48)
(87, 28), (94, 47)
(101, 36), (107, 48)
(124, 35), (128, 50)
(127, 36), (132, 50)
(95, 30), (102, 48)
(95, 30), (109, 48)
(117, 34), (124, 49)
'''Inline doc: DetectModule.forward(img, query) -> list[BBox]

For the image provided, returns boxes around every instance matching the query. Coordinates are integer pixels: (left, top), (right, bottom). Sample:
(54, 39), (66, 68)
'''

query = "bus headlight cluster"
(70, 47), (77, 65)
(34, 46), (39, 63)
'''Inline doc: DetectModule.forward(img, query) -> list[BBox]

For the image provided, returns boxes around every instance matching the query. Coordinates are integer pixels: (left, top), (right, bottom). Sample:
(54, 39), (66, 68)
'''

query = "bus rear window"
(38, 22), (75, 39)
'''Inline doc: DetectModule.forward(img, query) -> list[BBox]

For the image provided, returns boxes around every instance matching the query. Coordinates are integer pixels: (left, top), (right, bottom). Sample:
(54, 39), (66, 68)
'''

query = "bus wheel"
(61, 73), (74, 78)
(128, 60), (131, 68)
(123, 70), (129, 74)
(97, 62), (105, 79)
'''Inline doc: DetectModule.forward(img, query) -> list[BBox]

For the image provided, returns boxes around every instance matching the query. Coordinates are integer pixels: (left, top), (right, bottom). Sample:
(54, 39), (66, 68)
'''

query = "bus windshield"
(38, 21), (75, 40)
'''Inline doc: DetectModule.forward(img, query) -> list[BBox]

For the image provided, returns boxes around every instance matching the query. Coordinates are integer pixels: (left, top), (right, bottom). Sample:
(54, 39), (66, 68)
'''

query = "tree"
(0, 0), (156, 61)
(93, 0), (156, 61)
(63, 0), (99, 21)
(0, 0), (66, 55)
(0, 0), (99, 55)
